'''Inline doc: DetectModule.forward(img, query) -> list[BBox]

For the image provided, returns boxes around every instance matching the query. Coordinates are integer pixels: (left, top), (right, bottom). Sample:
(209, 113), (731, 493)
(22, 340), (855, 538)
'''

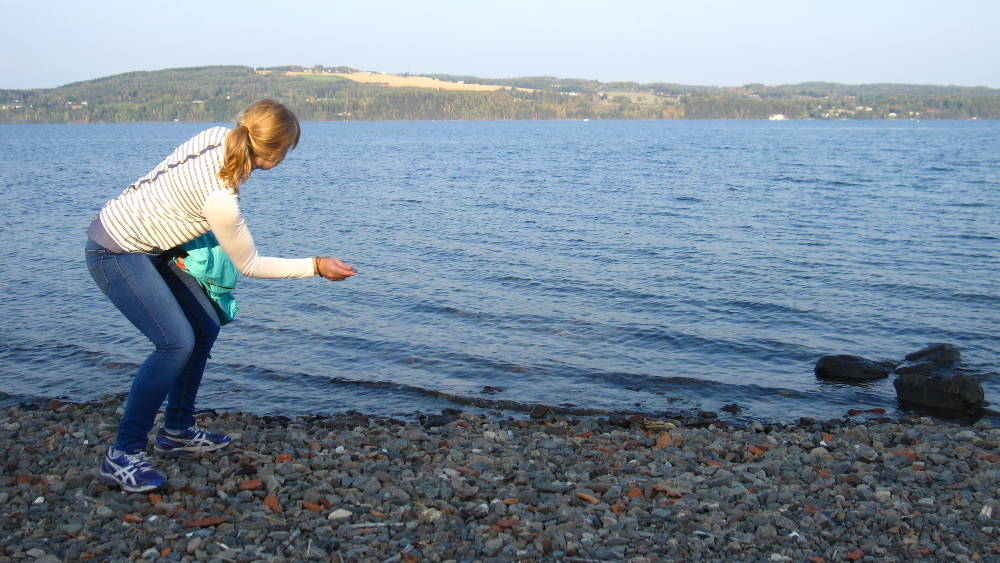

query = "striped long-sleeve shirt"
(94, 127), (315, 278)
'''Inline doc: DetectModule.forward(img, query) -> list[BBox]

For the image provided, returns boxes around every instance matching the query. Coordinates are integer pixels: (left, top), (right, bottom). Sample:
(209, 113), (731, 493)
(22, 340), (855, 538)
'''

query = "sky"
(1, 0), (998, 90)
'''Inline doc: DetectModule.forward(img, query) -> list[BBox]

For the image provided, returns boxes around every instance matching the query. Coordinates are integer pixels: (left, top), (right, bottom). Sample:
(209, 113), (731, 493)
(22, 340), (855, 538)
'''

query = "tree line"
(1, 65), (997, 123)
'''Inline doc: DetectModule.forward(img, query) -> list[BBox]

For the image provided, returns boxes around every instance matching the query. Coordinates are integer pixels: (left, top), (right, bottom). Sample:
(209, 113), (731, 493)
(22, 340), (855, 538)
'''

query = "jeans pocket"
(86, 252), (111, 293)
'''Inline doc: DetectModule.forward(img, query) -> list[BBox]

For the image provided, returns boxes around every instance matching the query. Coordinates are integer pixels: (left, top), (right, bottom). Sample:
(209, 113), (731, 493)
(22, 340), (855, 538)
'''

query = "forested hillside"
(2, 65), (998, 123)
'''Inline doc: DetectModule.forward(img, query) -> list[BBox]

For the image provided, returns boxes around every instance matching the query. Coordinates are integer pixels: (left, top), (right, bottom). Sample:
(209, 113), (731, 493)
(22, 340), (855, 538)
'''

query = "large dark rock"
(815, 355), (895, 381)
(895, 361), (937, 376)
(893, 372), (986, 416)
(904, 343), (961, 368)
(896, 343), (961, 376)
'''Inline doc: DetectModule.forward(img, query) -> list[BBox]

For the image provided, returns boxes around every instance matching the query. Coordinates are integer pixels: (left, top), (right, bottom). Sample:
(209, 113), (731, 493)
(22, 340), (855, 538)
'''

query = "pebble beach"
(2, 398), (998, 562)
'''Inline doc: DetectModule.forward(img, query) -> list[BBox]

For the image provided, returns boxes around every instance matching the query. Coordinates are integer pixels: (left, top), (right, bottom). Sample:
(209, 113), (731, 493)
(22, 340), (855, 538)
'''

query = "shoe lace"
(122, 451), (153, 470)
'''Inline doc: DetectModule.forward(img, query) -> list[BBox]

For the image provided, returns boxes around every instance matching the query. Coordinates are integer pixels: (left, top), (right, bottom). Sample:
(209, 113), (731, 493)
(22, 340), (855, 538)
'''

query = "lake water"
(0, 120), (997, 423)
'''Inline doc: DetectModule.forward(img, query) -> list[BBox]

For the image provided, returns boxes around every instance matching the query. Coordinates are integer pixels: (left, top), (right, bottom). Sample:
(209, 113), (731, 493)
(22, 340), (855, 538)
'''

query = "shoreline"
(4, 387), (996, 430)
(2, 398), (998, 561)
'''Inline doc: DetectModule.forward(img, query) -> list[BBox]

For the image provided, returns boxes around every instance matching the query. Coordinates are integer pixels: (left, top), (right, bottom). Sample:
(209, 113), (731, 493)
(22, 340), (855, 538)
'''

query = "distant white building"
(768, 114), (787, 121)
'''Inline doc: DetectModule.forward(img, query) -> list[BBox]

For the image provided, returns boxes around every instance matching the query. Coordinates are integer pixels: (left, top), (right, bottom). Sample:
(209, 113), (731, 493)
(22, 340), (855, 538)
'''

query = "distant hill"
(283, 70), (532, 92)
(1, 65), (998, 123)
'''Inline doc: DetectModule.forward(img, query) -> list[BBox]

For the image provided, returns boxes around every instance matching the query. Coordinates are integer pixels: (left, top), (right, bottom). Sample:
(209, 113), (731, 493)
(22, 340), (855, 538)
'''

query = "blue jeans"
(85, 238), (221, 452)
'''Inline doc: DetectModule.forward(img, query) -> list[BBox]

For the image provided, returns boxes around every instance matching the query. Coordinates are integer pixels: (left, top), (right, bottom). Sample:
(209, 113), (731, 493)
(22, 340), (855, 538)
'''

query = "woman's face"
(252, 152), (283, 170)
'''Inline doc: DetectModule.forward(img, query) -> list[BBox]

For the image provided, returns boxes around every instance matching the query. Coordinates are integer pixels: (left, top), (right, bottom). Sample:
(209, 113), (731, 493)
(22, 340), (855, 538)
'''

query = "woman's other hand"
(316, 257), (357, 281)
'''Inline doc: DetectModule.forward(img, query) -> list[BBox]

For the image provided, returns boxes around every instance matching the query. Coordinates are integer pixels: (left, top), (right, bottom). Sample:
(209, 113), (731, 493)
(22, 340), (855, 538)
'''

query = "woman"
(85, 99), (355, 493)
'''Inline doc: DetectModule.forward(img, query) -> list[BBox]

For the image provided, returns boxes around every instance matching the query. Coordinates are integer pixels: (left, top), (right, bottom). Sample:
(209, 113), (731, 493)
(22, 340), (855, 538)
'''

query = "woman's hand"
(316, 257), (357, 281)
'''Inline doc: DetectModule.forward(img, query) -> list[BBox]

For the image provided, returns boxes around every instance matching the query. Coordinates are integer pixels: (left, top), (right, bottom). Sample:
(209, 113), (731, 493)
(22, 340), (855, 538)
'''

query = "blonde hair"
(218, 99), (300, 190)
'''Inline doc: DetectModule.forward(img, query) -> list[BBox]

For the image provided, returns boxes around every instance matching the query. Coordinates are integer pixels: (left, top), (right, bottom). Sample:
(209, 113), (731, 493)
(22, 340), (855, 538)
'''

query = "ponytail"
(218, 100), (300, 191)
(219, 125), (253, 190)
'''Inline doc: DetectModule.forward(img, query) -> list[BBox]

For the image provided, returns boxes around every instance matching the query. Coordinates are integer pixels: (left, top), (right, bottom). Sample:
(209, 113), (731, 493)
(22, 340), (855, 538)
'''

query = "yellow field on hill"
(285, 71), (530, 92)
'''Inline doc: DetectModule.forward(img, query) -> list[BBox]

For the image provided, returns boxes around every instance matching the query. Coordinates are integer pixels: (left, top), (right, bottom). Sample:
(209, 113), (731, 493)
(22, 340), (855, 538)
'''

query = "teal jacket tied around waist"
(174, 232), (238, 325)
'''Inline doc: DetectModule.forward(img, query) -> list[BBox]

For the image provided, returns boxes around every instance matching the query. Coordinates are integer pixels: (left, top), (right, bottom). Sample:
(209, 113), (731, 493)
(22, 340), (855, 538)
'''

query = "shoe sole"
(98, 473), (163, 494)
(153, 441), (230, 458)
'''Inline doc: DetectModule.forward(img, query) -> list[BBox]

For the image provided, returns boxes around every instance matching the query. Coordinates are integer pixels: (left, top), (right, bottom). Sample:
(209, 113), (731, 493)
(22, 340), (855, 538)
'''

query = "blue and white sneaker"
(153, 425), (231, 457)
(99, 448), (167, 493)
